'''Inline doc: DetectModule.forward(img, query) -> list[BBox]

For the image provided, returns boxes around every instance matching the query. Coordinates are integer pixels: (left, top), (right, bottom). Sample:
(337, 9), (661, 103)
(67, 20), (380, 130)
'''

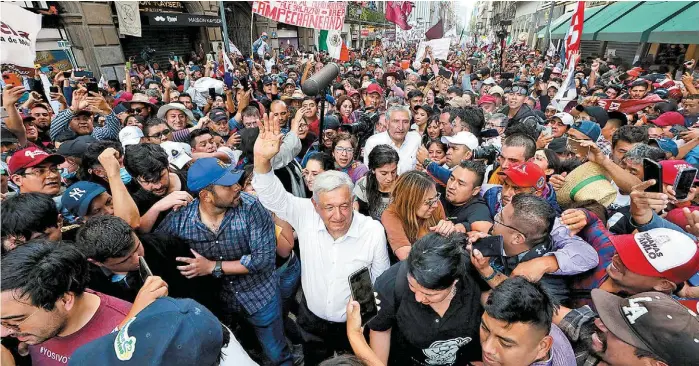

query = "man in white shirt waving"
(363, 105), (422, 175)
(252, 114), (390, 365)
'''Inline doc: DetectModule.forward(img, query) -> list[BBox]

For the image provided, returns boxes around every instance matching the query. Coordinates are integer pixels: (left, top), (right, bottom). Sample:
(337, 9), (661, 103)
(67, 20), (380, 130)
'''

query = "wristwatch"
(212, 260), (223, 278)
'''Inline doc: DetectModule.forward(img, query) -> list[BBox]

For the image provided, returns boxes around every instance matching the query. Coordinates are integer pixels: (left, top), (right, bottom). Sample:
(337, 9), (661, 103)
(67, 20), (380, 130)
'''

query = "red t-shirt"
(28, 291), (131, 365)
(307, 117), (321, 137)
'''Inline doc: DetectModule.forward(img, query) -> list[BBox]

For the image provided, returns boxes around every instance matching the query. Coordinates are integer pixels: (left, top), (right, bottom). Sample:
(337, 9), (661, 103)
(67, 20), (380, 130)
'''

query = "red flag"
(339, 41), (349, 62)
(597, 95), (664, 114)
(386, 1), (413, 30)
(565, 1), (584, 68)
(425, 19), (444, 40)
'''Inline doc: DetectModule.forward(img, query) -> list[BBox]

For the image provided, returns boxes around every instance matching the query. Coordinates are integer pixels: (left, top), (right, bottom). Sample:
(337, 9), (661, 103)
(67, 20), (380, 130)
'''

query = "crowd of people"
(1, 30), (699, 366)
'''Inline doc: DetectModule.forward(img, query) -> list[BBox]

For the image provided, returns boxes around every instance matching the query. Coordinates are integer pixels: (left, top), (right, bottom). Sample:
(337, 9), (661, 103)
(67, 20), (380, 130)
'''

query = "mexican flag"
(319, 30), (348, 61)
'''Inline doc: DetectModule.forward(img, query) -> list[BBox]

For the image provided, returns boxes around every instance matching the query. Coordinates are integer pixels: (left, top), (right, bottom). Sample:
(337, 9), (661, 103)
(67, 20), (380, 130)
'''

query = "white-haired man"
(363, 105), (422, 174)
(252, 114), (390, 365)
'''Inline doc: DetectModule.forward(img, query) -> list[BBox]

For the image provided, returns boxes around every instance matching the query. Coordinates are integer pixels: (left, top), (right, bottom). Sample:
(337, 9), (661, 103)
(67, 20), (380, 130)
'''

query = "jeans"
(277, 252), (301, 304)
(246, 290), (293, 366)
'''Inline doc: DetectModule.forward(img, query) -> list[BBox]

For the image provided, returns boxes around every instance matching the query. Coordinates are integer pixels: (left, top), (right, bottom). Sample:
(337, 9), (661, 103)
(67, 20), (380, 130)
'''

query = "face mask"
(120, 167), (132, 184)
(61, 168), (77, 180)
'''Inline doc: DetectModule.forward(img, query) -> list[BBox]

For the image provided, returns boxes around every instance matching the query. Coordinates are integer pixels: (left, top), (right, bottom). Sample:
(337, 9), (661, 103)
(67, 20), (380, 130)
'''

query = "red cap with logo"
(659, 160), (696, 185)
(366, 83), (383, 95)
(498, 162), (546, 190)
(7, 146), (65, 175)
(610, 228), (699, 284)
(478, 95), (497, 106)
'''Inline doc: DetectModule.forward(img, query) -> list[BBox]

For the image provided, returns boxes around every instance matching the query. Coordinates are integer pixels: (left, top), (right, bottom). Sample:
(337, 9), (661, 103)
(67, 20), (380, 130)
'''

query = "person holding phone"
(367, 232), (483, 366)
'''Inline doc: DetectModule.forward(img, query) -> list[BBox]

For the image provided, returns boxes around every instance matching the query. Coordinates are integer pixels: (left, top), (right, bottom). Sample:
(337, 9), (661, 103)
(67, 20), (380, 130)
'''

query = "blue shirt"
(155, 193), (278, 315)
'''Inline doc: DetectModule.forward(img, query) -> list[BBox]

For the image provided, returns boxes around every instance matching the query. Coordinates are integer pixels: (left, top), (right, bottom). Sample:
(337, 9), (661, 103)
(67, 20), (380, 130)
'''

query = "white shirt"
(252, 170), (390, 322)
(363, 131), (422, 175)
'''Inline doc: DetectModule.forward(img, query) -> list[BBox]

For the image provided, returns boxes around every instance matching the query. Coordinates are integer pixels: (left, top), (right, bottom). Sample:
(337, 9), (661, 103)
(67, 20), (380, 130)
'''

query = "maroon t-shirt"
(28, 290), (131, 365)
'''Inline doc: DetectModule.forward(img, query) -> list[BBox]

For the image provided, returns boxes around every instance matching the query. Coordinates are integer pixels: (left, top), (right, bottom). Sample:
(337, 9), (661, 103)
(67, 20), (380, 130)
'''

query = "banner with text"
(412, 38), (451, 70)
(252, 1), (346, 31)
(0, 3), (43, 70)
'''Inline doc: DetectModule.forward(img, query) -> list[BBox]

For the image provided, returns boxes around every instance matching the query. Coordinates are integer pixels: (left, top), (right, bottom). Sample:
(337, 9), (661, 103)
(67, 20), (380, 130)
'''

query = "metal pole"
(219, 1), (230, 53)
(250, 13), (255, 58)
(542, 1), (555, 54)
(319, 87), (327, 139)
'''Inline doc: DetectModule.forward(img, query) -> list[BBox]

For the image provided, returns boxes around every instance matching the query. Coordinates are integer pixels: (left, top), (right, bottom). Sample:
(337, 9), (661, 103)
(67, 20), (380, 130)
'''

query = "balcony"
(346, 1), (392, 27)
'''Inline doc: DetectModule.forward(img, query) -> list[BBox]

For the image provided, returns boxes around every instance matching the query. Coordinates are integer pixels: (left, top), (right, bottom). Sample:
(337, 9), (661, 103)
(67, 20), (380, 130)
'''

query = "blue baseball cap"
(572, 120), (601, 142)
(61, 181), (107, 217)
(650, 138), (679, 156)
(69, 297), (223, 366)
(187, 158), (243, 192)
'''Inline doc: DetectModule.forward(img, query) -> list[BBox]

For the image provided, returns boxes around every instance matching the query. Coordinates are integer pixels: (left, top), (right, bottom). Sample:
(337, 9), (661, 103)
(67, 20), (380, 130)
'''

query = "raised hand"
(254, 112), (284, 162)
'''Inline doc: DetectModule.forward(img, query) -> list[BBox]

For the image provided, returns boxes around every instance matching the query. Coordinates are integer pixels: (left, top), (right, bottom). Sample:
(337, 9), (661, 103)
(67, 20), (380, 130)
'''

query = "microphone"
(301, 63), (340, 96)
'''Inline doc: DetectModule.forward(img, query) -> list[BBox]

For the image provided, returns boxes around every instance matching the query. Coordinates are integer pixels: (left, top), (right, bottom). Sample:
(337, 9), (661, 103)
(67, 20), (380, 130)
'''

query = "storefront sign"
(144, 12), (221, 27)
(361, 29), (369, 37)
(252, 1), (347, 31)
(139, 1), (184, 13)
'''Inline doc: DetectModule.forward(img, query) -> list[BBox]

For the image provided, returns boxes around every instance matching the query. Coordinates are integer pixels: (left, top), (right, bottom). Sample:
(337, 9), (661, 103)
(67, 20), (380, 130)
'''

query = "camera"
(141, 46), (156, 63)
(340, 109), (379, 148)
(472, 144), (499, 165)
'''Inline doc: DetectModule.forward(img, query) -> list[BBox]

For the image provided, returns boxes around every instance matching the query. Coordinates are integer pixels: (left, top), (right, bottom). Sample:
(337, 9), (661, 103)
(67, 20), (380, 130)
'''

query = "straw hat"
(557, 162), (617, 208)
(290, 89), (305, 100)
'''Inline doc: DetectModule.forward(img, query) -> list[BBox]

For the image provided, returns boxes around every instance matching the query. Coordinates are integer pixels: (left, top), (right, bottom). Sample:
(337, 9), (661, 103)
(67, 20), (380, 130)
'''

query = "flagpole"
(219, 1), (230, 54)
(542, 1), (554, 54)
(250, 13), (255, 58)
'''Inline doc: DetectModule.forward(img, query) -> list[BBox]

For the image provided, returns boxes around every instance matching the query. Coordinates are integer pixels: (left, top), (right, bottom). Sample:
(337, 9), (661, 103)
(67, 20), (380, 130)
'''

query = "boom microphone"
(301, 63), (340, 96)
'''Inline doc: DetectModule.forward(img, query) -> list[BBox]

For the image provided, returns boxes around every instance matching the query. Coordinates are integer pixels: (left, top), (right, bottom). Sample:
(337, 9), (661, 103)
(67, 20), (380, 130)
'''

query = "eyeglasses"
(23, 165), (59, 177)
(130, 108), (143, 114)
(334, 147), (354, 155)
(147, 129), (171, 139)
(511, 86), (529, 96)
(424, 192), (441, 206)
(1, 308), (40, 332)
(494, 211), (526, 237)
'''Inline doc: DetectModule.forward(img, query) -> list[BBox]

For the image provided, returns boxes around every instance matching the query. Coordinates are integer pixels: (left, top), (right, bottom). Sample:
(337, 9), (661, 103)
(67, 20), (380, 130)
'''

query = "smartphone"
(208, 87), (217, 99)
(673, 167), (698, 201)
(2, 73), (22, 87)
(472, 235), (504, 258)
(643, 158), (663, 193)
(50, 86), (59, 93)
(86, 82), (99, 94)
(469, 58), (479, 66)
(542, 68), (552, 82)
(688, 272), (699, 287)
(126, 61), (132, 70)
(543, 126), (553, 136)
(62, 71), (71, 78)
(438, 68), (453, 80)
(348, 267), (378, 326)
(138, 256), (153, 282)
(240, 77), (250, 91)
(74, 70), (94, 78)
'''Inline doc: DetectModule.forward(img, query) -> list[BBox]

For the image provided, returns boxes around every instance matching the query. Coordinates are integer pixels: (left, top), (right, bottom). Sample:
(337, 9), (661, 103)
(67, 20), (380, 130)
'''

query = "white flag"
(0, 3), (42, 69)
(551, 54), (578, 111)
(115, 2), (141, 37)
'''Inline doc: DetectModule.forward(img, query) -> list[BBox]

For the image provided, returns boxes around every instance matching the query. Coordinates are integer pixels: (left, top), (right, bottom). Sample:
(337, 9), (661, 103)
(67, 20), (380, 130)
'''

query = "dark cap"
(69, 297), (223, 366)
(422, 58), (431, 64)
(414, 104), (434, 116)
(57, 135), (97, 157)
(592, 289), (699, 366)
(61, 181), (107, 217)
(1, 128), (18, 144)
(208, 108), (228, 123)
(548, 137), (569, 154)
(262, 76), (273, 85)
(322, 115), (340, 130)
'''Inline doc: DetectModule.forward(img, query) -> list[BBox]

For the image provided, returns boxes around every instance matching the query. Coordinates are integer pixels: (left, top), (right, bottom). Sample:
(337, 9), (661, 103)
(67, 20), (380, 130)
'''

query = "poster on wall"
(252, 1), (346, 31)
(0, 3), (43, 73)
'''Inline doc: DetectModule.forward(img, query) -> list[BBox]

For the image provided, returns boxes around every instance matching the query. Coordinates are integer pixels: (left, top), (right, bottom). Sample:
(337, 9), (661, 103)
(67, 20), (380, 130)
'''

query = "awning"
(549, 6), (606, 40)
(580, 2), (640, 41)
(596, 1), (694, 43)
(647, 2), (699, 44)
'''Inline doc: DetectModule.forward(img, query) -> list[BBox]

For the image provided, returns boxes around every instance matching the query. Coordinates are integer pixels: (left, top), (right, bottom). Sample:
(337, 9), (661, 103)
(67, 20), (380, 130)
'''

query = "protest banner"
(0, 3), (43, 72)
(252, 1), (346, 31)
(412, 38), (450, 70)
(597, 95), (663, 114)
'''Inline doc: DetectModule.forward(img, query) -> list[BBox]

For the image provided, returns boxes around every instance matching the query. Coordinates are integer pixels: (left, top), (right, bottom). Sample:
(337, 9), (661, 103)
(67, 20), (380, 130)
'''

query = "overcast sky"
(454, 1), (474, 30)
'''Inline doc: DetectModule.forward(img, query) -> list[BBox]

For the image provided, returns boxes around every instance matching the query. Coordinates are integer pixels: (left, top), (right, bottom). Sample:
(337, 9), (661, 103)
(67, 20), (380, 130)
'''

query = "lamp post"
(496, 25), (508, 72)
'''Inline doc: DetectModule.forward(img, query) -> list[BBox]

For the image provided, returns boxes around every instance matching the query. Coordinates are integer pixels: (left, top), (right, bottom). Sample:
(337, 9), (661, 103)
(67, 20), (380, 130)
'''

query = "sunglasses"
(511, 86), (529, 96)
(147, 129), (171, 139)
(130, 108), (144, 114)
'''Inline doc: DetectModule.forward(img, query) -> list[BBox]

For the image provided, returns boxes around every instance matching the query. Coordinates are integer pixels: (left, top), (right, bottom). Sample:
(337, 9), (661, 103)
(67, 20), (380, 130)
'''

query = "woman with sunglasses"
(382, 171), (458, 262)
(331, 132), (368, 183)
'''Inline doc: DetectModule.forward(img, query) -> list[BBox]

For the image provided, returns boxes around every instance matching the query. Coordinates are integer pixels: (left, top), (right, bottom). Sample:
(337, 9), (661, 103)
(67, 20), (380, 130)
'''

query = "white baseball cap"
(441, 132), (479, 151)
(552, 112), (574, 126)
(160, 141), (192, 170)
(119, 126), (144, 148)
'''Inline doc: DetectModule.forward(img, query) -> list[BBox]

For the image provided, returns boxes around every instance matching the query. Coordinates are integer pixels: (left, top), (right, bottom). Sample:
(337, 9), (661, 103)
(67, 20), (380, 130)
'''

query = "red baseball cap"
(498, 162), (546, 190)
(627, 67), (643, 77)
(611, 228), (699, 284)
(478, 95), (497, 106)
(8, 146), (65, 175)
(665, 207), (699, 231)
(366, 83), (383, 95)
(659, 160), (696, 185)
(113, 92), (133, 107)
(651, 111), (685, 127)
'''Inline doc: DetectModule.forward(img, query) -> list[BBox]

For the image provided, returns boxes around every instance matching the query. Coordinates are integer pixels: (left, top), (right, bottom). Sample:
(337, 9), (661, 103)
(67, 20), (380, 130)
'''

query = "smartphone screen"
(50, 86), (59, 93)
(74, 70), (94, 78)
(2, 73), (21, 87)
(208, 87), (217, 99)
(348, 267), (378, 326)
(138, 256), (153, 282)
(674, 167), (697, 201)
(472, 235), (504, 258)
(643, 158), (663, 193)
